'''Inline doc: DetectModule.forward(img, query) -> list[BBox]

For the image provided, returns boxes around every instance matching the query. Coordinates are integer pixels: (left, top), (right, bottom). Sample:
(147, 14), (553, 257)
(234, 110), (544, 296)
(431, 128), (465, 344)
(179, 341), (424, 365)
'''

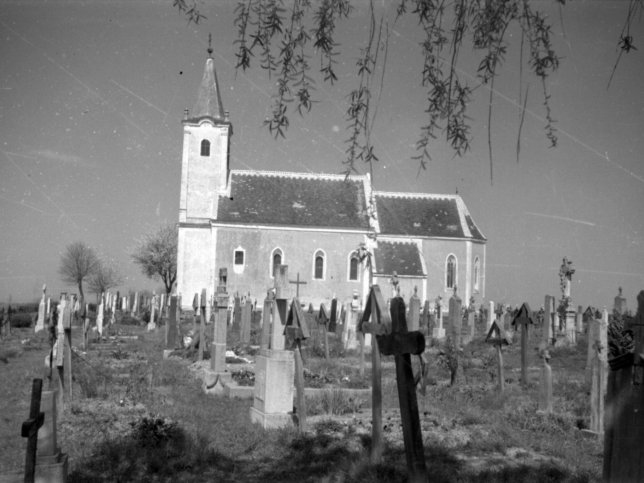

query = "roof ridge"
(230, 169), (368, 182)
(374, 191), (458, 200)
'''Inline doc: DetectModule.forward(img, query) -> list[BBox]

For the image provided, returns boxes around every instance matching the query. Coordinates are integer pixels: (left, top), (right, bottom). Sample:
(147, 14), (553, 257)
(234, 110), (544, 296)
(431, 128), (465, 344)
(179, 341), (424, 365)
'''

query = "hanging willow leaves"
(174, 0), (641, 184)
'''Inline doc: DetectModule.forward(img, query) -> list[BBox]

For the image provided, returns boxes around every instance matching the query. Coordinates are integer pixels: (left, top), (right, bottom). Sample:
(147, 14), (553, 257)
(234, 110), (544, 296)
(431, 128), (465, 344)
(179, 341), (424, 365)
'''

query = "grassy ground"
(0, 313), (602, 482)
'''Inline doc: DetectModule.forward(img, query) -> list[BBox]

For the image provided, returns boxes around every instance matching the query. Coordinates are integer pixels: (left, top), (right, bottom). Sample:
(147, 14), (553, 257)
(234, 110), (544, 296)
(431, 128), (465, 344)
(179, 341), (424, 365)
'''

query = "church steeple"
(178, 40), (232, 223)
(190, 37), (226, 122)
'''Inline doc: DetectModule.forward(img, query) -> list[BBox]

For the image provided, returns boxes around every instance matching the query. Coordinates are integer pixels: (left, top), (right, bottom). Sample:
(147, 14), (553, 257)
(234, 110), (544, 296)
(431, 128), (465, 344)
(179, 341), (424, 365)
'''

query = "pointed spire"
(191, 37), (225, 122)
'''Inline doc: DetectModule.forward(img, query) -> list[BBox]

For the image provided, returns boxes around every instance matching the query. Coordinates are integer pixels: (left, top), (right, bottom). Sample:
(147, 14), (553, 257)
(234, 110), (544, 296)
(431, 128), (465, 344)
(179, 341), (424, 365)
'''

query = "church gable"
(374, 192), (485, 241)
(216, 171), (371, 230)
(373, 240), (425, 277)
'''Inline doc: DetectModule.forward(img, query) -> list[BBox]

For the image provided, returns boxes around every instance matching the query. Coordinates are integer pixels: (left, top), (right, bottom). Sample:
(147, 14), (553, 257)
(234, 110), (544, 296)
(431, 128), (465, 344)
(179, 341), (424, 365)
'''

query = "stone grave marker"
(408, 287), (421, 332)
(198, 288), (207, 361)
(537, 346), (553, 414)
(260, 291), (274, 350)
(432, 295), (445, 339)
(449, 288), (462, 348)
(487, 300), (495, 328)
(421, 299), (430, 335)
(204, 269), (232, 394)
(250, 265), (295, 428)
(131, 291), (138, 317)
(328, 297), (338, 333)
(512, 303), (535, 387)
(318, 303), (330, 359)
(543, 295), (554, 345)
(613, 286), (627, 316)
(240, 295), (252, 345)
(96, 294), (104, 337)
(35, 284), (47, 333)
(163, 295), (180, 358)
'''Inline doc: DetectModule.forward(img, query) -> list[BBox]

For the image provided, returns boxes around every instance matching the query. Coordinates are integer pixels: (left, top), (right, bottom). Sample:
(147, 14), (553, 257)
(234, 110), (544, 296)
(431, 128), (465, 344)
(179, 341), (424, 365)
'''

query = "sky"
(0, 1), (642, 310)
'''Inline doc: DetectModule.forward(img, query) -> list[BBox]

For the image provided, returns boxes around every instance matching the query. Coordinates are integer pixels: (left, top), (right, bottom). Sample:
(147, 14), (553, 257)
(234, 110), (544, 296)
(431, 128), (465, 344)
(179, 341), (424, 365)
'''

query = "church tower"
(178, 44), (232, 223)
(177, 44), (232, 306)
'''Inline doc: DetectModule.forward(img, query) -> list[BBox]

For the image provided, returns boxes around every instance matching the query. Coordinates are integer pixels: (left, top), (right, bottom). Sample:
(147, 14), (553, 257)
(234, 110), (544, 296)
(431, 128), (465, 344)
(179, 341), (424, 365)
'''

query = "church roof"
(373, 240), (425, 277)
(190, 57), (225, 122)
(216, 170), (371, 230)
(374, 192), (486, 241)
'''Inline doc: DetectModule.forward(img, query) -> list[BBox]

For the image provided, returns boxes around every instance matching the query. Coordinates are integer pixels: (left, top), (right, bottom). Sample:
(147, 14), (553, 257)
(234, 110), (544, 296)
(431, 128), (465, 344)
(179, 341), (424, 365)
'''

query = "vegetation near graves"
(1, 307), (606, 481)
(58, 241), (99, 304)
(131, 223), (178, 296)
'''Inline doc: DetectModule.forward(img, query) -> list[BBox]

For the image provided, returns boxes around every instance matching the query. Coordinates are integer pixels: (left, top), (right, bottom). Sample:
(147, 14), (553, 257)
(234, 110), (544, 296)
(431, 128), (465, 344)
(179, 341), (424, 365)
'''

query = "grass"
(0, 312), (604, 481)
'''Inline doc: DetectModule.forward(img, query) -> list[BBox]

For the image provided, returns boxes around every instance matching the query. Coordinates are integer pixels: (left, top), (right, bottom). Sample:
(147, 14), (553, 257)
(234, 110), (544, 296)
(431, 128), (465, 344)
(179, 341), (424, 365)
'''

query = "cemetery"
(1, 268), (642, 482)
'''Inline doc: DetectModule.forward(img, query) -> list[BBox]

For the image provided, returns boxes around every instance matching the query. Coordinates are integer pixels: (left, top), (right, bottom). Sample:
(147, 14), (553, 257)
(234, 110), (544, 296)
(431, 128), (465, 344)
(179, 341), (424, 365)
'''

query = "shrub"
(307, 388), (364, 416)
(8, 312), (34, 328)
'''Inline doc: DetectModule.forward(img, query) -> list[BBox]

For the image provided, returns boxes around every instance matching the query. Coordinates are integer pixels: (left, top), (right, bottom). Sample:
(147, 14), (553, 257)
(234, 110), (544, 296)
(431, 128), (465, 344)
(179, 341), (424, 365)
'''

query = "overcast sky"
(1, 1), (642, 310)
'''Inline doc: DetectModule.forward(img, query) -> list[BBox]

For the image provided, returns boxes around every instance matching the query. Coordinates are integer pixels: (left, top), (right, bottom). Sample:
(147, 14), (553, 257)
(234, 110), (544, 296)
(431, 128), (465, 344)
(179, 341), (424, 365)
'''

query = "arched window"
(446, 254), (457, 290)
(313, 250), (325, 280)
(233, 246), (245, 274)
(271, 248), (283, 278)
(348, 253), (359, 281)
(200, 139), (210, 157)
(473, 257), (480, 292)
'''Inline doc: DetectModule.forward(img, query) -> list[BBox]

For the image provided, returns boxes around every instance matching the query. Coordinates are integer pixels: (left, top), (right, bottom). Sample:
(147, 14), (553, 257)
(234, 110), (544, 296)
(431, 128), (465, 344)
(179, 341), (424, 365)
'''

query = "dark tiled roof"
(374, 240), (425, 277)
(464, 214), (485, 241)
(216, 171), (371, 229)
(375, 194), (486, 241)
(376, 194), (463, 237)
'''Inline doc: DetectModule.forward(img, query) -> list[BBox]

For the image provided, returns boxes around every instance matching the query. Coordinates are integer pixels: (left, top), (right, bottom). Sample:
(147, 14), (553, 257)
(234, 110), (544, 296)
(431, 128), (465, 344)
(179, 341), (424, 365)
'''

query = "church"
(176, 52), (487, 310)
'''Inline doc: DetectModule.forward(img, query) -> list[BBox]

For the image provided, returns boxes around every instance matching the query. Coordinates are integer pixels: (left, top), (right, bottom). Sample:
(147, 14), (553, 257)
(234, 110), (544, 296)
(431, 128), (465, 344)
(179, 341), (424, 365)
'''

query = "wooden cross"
(512, 303), (535, 387)
(21, 378), (45, 483)
(486, 320), (510, 391)
(360, 286), (427, 481)
(285, 298), (310, 432)
(289, 273), (307, 298)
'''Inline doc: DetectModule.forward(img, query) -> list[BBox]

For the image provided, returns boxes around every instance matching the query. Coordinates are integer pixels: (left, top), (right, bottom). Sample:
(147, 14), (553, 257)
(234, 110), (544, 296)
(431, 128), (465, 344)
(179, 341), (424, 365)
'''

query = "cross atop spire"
(207, 33), (213, 57)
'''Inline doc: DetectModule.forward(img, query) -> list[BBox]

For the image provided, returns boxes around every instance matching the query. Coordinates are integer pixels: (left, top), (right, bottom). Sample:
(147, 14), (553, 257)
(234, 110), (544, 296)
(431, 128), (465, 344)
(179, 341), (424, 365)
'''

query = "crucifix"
(289, 273), (307, 298)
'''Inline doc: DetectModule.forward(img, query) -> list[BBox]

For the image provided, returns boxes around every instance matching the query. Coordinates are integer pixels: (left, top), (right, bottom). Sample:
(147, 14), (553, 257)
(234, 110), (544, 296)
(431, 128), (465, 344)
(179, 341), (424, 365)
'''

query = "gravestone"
(96, 294), (104, 337)
(240, 296), (252, 345)
(285, 298), (310, 432)
(35, 284), (47, 333)
(613, 287), (627, 316)
(408, 288), (421, 332)
(487, 300), (495, 328)
(163, 295), (180, 358)
(250, 265), (295, 428)
(463, 309), (476, 345)
(328, 297), (338, 333)
(421, 300), (430, 335)
(575, 305), (583, 334)
(35, 389), (68, 482)
(543, 295), (554, 345)
(131, 292), (138, 317)
(317, 303), (330, 359)
(448, 288), (462, 348)
(260, 292), (274, 350)
(432, 296), (445, 339)
(204, 269), (231, 394)
(588, 318), (608, 436)
(537, 346), (553, 414)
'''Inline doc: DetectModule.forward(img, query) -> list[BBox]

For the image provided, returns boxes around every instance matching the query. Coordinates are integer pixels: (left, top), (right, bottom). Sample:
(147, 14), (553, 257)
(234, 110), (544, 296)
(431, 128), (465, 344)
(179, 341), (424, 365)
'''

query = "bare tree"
(58, 241), (99, 306)
(87, 258), (124, 300)
(131, 224), (178, 296)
